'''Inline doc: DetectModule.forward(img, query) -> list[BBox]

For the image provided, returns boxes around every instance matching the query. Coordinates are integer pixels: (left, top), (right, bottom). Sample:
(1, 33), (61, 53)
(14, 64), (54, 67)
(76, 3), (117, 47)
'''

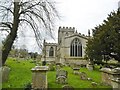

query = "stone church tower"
(41, 26), (89, 64)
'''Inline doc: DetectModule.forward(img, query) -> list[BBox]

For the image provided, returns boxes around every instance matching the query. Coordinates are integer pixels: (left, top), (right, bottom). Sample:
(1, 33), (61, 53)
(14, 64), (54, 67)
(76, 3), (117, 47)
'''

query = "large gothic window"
(49, 47), (54, 56)
(70, 38), (82, 57)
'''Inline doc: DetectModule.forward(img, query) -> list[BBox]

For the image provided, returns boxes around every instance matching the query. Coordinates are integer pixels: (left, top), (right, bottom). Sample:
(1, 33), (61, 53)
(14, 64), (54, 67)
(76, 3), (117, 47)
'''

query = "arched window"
(70, 38), (82, 57)
(49, 47), (54, 56)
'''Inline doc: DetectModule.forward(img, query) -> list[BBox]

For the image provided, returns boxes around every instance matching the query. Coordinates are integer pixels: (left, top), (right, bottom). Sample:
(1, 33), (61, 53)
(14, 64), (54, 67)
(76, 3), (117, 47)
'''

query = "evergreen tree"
(86, 9), (120, 62)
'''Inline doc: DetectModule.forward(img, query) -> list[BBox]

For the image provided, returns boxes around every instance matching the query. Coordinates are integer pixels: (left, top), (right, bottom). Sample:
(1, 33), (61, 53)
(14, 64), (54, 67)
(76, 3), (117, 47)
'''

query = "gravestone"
(91, 82), (97, 87)
(72, 64), (80, 75)
(79, 72), (88, 80)
(100, 67), (120, 87)
(56, 76), (67, 84)
(73, 71), (80, 75)
(111, 78), (120, 90)
(86, 64), (93, 71)
(100, 68), (113, 85)
(62, 85), (74, 90)
(31, 66), (48, 89)
(56, 70), (68, 84)
(86, 61), (94, 71)
(111, 68), (120, 90)
(2, 66), (10, 82)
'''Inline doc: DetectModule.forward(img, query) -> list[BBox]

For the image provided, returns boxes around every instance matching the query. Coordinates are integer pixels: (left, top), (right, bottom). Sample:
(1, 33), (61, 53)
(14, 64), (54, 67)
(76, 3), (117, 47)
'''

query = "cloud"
(56, 0), (119, 35)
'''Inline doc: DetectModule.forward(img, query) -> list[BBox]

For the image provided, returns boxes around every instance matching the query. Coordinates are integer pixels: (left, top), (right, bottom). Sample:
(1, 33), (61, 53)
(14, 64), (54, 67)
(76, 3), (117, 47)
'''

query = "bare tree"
(0, 0), (59, 66)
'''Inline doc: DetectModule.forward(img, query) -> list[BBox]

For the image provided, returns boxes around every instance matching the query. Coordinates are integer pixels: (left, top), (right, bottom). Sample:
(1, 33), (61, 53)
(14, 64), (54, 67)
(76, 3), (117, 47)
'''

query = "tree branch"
(0, 22), (13, 30)
(0, 5), (13, 14)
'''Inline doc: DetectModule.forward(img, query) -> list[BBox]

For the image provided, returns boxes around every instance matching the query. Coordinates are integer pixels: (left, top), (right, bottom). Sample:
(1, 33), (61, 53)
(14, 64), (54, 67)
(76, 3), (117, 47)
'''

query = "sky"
(0, 0), (119, 53)
(55, 0), (119, 35)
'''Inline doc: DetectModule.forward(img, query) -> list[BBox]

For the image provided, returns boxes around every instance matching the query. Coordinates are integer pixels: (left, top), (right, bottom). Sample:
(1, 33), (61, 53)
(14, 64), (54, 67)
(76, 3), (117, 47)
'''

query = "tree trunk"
(2, 1), (20, 66)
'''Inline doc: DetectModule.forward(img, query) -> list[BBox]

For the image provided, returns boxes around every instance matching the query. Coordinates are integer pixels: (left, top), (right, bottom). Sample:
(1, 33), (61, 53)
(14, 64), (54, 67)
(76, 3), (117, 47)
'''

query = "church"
(41, 26), (90, 64)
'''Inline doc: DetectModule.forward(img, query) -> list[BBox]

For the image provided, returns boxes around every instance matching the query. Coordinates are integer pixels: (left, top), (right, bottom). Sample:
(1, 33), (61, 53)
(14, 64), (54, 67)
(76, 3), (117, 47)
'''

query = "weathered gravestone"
(100, 68), (113, 85)
(100, 67), (120, 88)
(62, 85), (74, 90)
(111, 68), (120, 90)
(2, 66), (10, 82)
(73, 71), (80, 75)
(72, 63), (80, 75)
(111, 78), (120, 90)
(56, 70), (68, 84)
(31, 66), (48, 89)
(79, 72), (88, 80)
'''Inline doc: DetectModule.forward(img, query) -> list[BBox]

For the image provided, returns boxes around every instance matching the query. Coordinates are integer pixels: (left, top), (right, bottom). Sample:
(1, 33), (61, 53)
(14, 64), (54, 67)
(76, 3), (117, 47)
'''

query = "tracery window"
(70, 38), (82, 57)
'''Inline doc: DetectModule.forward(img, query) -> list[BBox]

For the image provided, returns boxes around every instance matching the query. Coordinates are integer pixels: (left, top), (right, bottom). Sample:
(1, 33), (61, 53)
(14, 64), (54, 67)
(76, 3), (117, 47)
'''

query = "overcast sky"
(20, 0), (120, 53)
(0, 0), (119, 53)
(55, 0), (119, 34)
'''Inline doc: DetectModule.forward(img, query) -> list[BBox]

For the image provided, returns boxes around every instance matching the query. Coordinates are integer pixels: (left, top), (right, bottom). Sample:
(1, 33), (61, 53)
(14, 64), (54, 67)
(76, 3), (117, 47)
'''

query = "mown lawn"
(2, 57), (35, 88)
(2, 58), (112, 89)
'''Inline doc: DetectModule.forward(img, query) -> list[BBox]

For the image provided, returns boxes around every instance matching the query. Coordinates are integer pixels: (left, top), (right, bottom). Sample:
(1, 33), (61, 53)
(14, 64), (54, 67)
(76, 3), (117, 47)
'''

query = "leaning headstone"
(56, 70), (68, 84)
(62, 85), (74, 90)
(79, 72), (88, 80)
(31, 66), (48, 89)
(2, 66), (10, 82)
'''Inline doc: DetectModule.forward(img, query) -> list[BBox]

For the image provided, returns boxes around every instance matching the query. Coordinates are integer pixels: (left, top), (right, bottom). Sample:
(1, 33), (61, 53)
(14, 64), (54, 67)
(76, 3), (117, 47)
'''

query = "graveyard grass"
(2, 57), (35, 88)
(2, 58), (112, 89)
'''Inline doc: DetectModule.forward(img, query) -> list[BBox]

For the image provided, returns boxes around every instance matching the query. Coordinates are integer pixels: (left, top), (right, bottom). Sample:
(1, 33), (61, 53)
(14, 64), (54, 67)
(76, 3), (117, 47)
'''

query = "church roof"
(65, 33), (89, 40)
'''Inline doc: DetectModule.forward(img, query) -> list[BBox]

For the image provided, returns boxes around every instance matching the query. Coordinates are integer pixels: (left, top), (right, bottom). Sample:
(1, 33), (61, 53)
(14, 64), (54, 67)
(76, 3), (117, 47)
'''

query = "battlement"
(45, 42), (57, 46)
(58, 26), (75, 32)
